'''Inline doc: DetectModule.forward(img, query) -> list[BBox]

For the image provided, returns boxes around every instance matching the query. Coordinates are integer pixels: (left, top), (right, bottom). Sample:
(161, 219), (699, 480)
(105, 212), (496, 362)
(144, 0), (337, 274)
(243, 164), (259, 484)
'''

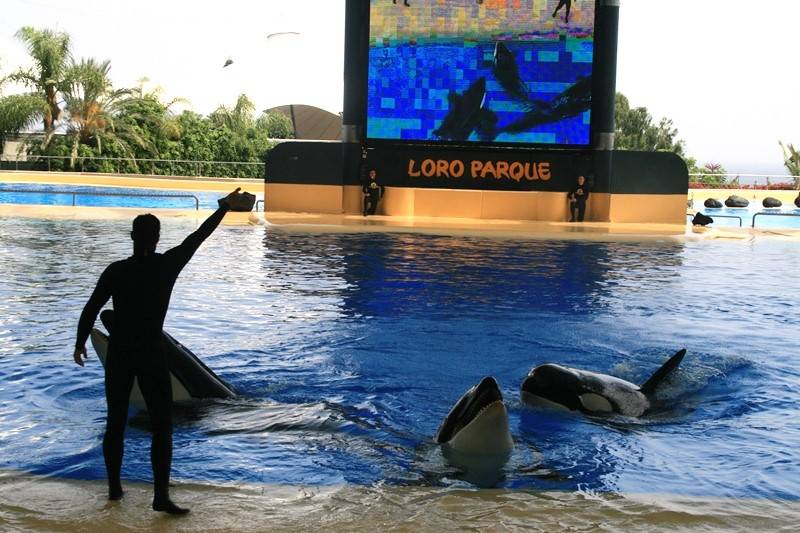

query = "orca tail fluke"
(640, 348), (686, 396)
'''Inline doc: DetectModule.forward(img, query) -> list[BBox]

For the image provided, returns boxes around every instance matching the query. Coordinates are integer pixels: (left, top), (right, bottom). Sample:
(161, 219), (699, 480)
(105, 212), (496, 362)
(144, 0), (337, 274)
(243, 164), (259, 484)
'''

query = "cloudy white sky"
(2, 0), (798, 174)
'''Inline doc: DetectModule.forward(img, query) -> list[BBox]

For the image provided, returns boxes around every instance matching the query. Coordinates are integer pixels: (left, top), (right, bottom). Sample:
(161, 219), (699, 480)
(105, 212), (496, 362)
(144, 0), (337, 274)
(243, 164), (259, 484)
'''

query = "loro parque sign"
(365, 147), (592, 192)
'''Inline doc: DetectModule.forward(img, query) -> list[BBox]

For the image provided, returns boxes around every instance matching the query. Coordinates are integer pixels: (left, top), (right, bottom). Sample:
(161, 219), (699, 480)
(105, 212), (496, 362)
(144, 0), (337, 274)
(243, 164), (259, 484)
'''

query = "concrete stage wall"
(264, 141), (689, 224)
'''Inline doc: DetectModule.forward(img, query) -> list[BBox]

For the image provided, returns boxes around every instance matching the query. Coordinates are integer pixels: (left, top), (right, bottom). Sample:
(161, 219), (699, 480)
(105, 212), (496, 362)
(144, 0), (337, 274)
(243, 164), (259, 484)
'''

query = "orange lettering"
(451, 160), (465, 178)
(539, 162), (551, 181)
(408, 159), (420, 177)
(496, 161), (510, 180)
(421, 159), (436, 177)
(525, 162), (538, 181)
(481, 161), (497, 179)
(471, 160), (483, 178)
(509, 162), (524, 182)
(436, 160), (449, 177)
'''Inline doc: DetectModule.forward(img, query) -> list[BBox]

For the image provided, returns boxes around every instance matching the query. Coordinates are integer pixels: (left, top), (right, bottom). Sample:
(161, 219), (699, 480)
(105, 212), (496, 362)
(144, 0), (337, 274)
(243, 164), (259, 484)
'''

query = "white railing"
(689, 173), (800, 189)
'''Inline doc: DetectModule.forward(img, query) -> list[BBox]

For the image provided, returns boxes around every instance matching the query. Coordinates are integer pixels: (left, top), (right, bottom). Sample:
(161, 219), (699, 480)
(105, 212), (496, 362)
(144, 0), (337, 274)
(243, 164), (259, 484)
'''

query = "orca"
(520, 349), (687, 417)
(500, 75), (592, 134)
(433, 77), (498, 142)
(90, 310), (235, 409)
(492, 42), (529, 103)
(435, 376), (513, 457)
(692, 212), (713, 226)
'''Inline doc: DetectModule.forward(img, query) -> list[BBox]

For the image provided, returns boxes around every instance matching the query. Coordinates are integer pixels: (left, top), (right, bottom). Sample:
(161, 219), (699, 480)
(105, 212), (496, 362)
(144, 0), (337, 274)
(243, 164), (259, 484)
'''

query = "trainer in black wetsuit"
(552, 0), (574, 23)
(363, 169), (385, 216)
(73, 187), (243, 515)
(567, 175), (590, 222)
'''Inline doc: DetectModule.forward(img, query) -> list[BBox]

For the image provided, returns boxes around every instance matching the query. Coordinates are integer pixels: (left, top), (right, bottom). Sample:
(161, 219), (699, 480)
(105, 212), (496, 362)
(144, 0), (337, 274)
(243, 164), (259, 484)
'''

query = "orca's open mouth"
(435, 377), (503, 444)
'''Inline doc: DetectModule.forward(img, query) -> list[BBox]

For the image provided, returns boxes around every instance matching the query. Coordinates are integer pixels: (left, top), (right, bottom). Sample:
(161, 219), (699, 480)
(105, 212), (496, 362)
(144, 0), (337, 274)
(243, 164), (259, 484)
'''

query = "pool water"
(0, 182), (261, 210)
(0, 217), (798, 502)
(695, 205), (800, 229)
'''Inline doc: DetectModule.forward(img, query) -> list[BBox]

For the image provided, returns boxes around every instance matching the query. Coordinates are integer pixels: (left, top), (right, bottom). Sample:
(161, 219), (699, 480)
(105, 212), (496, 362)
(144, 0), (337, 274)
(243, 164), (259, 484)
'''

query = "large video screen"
(366, 0), (595, 146)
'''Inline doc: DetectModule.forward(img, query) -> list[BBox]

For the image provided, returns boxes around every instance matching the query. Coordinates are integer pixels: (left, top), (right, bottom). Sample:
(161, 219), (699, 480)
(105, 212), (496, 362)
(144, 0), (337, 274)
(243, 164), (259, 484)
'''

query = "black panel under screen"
(364, 145), (593, 191)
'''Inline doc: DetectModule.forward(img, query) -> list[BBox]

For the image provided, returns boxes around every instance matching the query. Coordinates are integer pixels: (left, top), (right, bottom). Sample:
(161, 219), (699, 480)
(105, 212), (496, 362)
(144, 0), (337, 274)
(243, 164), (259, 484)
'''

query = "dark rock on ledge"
(725, 195), (749, 208)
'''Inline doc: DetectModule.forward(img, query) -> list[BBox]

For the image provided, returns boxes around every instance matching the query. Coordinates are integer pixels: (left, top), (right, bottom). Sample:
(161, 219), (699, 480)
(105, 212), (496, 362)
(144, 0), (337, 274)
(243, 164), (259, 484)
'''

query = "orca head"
(520, 364), (585, 411)
(435, 376), (513, 457)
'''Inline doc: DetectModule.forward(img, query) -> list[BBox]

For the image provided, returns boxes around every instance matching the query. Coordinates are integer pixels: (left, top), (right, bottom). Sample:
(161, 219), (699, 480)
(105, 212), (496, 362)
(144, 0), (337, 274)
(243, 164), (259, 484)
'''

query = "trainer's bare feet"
(153, 498), (190, 515)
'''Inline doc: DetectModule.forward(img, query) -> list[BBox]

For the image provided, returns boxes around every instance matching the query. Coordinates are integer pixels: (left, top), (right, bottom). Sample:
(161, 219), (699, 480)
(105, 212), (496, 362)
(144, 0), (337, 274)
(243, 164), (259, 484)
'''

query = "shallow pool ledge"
(0, 204), (259, 226)
(0, 472), (798, 531)
(4, 204), (800, 242)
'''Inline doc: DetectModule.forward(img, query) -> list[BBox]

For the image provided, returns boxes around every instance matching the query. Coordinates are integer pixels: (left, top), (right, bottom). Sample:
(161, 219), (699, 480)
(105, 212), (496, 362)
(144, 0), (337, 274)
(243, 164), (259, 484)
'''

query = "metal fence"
(0, 154), (264, 179)
(0, 188), (200, 210)
(751, 212), (800, 228)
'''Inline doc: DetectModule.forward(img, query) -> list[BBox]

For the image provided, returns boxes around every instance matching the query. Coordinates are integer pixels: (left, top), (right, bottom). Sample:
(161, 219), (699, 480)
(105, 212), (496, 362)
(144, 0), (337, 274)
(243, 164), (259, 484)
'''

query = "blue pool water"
(694, 205), (800, 229)
(0, 217), (798, 500)
(0, 182), (261, 210)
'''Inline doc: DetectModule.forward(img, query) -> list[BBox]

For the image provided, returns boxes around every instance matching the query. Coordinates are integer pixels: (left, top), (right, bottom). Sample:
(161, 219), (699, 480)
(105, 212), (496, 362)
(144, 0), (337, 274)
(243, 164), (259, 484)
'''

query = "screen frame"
(362, 0), (600, 150)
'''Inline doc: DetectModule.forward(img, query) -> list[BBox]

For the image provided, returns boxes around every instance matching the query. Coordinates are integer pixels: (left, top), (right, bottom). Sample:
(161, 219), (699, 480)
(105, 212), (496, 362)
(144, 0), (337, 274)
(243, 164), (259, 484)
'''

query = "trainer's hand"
(73, 346), (88, 367)
(219, 187), (242, 209)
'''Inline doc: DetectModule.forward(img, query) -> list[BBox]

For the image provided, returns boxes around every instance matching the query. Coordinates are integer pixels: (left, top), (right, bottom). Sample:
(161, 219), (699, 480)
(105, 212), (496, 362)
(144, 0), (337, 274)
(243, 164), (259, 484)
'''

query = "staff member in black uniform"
(567, 174), (590, 222)
(363, 169), (385, 216)
(73, 187), (246, 515)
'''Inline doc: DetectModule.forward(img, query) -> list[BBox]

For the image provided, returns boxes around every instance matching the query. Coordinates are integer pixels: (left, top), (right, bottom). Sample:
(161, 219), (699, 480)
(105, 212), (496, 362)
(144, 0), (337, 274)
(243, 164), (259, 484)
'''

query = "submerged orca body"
(493, 42), (529, 103)
(435, 377), (513, 457)
(520, 349), (686, 417)
(433, 77), (498, 142)
(90, 310), (235, 409)
(501, 75), (592, 134)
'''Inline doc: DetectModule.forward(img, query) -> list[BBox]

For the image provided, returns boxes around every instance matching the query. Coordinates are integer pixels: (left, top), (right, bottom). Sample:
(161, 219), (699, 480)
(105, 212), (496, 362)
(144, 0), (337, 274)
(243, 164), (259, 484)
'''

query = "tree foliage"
(779, 141), (800, 189)
(696, 162), (728, 186)
(615, 93), (710, 179)
(7, 26), (72, 133)
(614, 93), (687, 154)
(0, 26), (293, 178)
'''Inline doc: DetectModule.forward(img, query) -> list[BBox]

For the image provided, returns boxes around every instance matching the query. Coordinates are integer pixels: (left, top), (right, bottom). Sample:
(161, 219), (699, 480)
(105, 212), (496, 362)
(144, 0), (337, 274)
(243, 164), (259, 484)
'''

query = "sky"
(2, 0), (798, 175)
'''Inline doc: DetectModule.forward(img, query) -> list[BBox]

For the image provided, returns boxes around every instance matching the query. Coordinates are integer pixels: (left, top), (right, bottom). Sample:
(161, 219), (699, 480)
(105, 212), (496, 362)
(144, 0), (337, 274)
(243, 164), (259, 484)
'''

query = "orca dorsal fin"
(640, 349), (686, 396)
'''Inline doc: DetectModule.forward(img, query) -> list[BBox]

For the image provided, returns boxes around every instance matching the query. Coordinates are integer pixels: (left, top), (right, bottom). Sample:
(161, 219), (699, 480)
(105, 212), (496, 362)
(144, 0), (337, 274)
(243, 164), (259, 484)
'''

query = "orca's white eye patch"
(578, 393), (613, 413)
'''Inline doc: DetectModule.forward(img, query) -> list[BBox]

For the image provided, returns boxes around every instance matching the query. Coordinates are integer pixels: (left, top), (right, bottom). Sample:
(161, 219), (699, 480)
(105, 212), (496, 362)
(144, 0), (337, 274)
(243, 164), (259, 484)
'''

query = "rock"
(725, 195), (749, 208)
(795, 194), (800, 208)
(691, 213), (714, 226)
(704, 198), (723, 208)
(762, 197), (782, 208)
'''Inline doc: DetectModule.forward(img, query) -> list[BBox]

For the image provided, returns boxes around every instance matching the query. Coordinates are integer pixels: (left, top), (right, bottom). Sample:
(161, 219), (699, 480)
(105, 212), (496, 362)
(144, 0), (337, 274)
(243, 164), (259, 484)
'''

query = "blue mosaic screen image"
(366, 0), (595, 146)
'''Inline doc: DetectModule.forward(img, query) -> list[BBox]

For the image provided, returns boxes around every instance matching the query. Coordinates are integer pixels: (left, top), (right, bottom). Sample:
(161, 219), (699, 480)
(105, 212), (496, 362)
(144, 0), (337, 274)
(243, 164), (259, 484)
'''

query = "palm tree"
(0, 93), (48, 144)
(210, 93), (256, 132)
(60, 58), (146, 168)
(779, 141), (800, 189)
(125, 77), (185, 145)
(8, 27), (72, 134)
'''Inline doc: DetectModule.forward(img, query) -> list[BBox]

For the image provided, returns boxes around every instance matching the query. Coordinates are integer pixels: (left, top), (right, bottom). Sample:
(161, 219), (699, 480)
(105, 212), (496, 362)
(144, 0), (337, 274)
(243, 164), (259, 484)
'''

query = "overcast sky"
(2, 0), (798, 174)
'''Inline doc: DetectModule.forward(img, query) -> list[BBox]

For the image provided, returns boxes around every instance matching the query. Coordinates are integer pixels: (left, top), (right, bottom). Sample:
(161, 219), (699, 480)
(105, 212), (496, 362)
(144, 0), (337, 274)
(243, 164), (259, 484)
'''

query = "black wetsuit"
(553, 0), (573, 22)
(75, 204), (229, 502)
(363, 180), (384, 216)
(568, 183), (590, 222)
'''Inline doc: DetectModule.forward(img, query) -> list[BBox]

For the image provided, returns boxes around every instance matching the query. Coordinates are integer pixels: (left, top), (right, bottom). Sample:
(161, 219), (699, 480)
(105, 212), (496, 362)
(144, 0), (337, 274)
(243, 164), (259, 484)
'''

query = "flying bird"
(223, 58), (233, 68)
